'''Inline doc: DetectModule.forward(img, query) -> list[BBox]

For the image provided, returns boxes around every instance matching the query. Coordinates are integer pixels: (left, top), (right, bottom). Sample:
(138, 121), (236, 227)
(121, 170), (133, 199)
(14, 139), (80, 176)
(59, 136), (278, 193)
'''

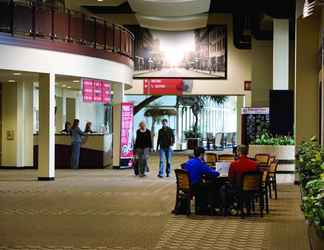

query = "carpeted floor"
(0, 155), (309, 250)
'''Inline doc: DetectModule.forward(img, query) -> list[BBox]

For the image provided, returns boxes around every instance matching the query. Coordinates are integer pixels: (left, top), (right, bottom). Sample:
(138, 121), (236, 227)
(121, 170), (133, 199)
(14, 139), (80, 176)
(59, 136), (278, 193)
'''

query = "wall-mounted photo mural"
(127, 25), (227, 79)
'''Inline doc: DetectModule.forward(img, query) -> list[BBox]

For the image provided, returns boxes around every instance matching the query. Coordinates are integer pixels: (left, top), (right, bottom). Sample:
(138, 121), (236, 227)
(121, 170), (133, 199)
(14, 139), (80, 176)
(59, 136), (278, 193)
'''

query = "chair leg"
(259, 194), (264, 217)
(274, 177), (278, 200)
(268, 181), (272, 199)
(265, 187), (269, 214)
(187, 198), (191, 216)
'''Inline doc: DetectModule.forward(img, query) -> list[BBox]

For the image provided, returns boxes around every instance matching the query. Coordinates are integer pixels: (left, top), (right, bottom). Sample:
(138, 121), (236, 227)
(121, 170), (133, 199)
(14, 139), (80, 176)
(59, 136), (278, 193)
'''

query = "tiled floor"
(0, 155), (309, 250)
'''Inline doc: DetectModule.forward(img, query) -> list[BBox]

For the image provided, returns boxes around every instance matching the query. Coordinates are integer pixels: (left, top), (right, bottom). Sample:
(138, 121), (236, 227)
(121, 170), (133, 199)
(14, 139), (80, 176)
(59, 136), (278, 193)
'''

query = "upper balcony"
(0, 0), (134, 67)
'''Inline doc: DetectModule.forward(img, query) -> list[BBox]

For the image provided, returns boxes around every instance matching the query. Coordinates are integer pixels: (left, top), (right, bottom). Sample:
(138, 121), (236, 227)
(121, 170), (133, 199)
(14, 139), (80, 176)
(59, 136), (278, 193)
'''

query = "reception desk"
(33, 134), (113, 169)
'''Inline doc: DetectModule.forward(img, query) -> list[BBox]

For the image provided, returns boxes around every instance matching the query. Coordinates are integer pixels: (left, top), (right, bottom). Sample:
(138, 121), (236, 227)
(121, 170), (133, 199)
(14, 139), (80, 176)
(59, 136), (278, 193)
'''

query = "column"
(236, 96), (244, 145)
(55, 96), (63, 132)
(273, 19), (289, 90)
(112, 83), (125, 168)
(38, 73), (55, 180)
(295, 14), (320, 144)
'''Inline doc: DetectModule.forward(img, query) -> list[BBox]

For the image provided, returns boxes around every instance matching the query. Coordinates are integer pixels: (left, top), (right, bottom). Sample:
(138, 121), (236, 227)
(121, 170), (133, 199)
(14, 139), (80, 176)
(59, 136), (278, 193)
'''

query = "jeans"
(159, 147), (172, 176)
(136, 148), (150, 176)
(71, 142), (81, 169)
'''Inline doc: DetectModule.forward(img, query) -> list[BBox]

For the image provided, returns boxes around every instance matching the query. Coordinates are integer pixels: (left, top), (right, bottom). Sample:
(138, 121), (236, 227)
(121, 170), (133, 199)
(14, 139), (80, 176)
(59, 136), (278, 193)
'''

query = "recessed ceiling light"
(62, 84), (67, 87)
(8, 79), (16, 83)
(67, 86), (72, 89)
(97, 0), (103, 2)
(73, 80), (80, 83)
(13, 72), (21, 76)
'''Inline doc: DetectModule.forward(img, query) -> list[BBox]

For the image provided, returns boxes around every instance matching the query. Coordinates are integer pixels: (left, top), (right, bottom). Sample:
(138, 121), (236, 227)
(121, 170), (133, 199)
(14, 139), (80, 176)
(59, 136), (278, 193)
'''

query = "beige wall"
(251, 39), (273, 107)
(295, 14), (321, 144)
(126, 14), (252, 98)
(1, 81), (33, 167)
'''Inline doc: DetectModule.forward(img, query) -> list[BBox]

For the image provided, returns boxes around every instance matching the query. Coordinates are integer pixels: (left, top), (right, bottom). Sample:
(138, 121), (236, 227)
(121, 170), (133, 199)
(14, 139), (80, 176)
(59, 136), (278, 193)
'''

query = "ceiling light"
(97, 0), (103, 2)
(62, 84), (67, 87)
(73, 80), (80, 83)
(67, 86), (72, 89)
(13, 72), (21, 76)
(8, 79), (16, 83)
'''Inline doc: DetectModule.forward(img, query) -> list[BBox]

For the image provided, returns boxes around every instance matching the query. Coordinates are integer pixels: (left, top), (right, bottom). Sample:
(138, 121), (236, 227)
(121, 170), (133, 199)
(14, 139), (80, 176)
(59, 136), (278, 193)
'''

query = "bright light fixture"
(73, 80), (80, 83)
(8, 79), (16, 83)
(13, 72), (21, 76)
(62, 84), (67, 87)
(67, 86), (72, 89)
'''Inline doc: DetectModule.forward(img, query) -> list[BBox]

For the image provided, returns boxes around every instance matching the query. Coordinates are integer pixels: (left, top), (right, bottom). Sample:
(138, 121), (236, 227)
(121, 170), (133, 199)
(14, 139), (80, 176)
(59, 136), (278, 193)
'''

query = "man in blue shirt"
(184, 147), (220, 185)
(184, 147), (220, 214)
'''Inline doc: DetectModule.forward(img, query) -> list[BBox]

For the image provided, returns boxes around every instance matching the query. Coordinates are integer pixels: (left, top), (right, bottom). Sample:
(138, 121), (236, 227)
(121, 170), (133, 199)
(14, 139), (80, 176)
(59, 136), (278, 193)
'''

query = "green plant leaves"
(253, 130), (295, 145)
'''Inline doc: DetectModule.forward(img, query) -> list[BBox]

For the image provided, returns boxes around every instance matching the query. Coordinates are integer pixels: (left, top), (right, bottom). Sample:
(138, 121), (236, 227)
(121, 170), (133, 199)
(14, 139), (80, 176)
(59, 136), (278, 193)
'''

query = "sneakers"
(157, 174), (163, 178)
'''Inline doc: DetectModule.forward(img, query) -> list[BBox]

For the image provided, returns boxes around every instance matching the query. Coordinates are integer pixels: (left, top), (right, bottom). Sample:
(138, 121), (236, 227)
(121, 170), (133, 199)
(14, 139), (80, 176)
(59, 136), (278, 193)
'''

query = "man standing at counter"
(157, 119), (175, 178)
(70, 119), (85, 169)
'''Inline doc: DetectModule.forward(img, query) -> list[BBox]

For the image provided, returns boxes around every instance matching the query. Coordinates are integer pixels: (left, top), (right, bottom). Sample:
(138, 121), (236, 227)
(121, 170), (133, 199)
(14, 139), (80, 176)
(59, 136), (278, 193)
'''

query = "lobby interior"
(0, 0), (323, 250)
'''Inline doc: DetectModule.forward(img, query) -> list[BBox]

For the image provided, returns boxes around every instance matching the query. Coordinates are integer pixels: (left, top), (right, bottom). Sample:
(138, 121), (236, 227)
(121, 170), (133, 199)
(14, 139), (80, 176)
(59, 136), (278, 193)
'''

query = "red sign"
(83, 79), (94, 102)
(144, 79), (184, 95)
(120, 102), (134, 159)
(82, 79), (111, 104)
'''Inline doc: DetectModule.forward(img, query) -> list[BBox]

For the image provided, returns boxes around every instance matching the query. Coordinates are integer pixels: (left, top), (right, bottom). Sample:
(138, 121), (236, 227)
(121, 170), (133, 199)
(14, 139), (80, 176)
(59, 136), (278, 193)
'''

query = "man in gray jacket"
(156, 119), (175, 177)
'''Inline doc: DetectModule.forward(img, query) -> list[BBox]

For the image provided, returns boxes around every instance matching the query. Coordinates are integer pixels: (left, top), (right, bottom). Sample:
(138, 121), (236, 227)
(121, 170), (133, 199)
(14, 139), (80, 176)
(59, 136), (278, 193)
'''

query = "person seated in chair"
(228, 145), (257, 187)
(222, 145), (258, 215)
(184, 147), (220, 214)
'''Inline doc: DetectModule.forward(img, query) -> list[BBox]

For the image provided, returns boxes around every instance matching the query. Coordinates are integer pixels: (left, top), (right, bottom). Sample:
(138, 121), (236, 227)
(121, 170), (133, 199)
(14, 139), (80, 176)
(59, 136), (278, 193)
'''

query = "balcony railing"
(0, 0), (134, 60)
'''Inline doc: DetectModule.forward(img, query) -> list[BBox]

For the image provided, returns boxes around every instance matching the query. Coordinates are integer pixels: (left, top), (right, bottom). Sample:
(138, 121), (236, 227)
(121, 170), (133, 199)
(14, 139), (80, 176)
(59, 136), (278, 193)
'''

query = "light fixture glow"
(62, 84), (67, 87)
(13, 72), (21, 76)
(8, 80), (16, 83)
(73, 80), (80, 83)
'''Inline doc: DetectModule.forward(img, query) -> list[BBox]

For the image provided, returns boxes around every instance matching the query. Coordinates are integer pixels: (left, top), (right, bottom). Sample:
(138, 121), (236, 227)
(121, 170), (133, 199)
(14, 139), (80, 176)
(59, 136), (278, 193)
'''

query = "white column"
(273, 19), (289, 90)
(112, 83), (125, 168)
(236, 96), (244, 145)
(38, 73), (55, 180)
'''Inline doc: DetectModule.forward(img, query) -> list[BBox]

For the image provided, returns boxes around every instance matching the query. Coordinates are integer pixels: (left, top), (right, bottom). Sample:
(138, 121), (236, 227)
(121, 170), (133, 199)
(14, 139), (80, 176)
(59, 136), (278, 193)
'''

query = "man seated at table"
(228, 145), (257, 187)
(184, 147), (220, 214)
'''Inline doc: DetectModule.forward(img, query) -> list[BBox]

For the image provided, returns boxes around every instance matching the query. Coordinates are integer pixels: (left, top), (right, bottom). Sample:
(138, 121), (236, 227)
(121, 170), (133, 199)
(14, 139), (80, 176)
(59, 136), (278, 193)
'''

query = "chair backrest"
(215, 133), (223, 146)
(255, 154), (270, 165)
(241, 171), (262, 192)
(218, 154), (235, 162)
(268, 156), (276, 166)
(269, 160), (279, 173)
(175, 169), (191, 191)
(206, 153), (217, 165)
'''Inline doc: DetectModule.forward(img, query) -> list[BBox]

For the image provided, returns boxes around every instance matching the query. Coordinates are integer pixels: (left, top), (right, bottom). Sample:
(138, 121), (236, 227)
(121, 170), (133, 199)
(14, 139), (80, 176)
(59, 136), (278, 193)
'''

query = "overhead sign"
(241, 107), (269, 115)
(143, 79), (193, 95)
(82, 79), (111, 104)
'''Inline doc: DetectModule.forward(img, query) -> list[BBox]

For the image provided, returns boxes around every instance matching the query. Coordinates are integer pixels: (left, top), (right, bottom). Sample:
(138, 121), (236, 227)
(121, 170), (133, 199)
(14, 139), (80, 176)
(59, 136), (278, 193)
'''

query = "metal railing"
(0, 0), (135, 60)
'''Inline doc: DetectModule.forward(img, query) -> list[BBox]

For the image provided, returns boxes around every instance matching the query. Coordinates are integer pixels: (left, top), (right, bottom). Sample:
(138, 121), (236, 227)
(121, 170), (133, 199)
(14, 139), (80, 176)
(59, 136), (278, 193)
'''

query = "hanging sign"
(144, 79), (184, 95)
(82, 79), (111, 104)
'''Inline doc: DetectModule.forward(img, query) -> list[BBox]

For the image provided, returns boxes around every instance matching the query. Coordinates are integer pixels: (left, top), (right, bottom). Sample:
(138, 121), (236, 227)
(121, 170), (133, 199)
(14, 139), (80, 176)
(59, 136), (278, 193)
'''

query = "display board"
(128, 25), (227, 79)
(119, 102), (134, 168)
(241, 108), (270, 145)
(82, 78), (111, 104)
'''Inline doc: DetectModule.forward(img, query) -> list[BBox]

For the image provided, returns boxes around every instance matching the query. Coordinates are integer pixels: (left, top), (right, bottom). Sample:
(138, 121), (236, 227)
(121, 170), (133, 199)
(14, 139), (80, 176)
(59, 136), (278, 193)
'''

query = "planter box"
(186, 138), (199, 150)
(248, 144), (295, 161)
(308, 224), (324, 250)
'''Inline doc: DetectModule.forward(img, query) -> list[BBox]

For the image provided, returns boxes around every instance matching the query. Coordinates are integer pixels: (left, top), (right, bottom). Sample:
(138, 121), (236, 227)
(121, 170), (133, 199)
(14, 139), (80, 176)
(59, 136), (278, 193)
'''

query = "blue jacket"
(184, 158), (220, 185)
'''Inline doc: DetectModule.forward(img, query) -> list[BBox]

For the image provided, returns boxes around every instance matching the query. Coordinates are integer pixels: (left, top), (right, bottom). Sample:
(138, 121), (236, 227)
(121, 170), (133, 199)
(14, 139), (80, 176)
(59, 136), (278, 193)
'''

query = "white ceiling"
(70, 0), (211, 31)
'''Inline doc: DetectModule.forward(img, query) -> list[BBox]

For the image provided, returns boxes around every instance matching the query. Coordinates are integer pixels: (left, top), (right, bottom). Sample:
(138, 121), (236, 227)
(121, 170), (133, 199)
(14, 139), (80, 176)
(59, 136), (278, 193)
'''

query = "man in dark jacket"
(156, 119), (175, 177)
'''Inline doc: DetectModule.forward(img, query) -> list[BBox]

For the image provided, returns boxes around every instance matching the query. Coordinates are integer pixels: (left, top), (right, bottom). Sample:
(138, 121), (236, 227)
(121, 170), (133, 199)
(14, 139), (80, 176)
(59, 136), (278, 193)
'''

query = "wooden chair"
(174, 169), (192, 215)
(268, 156), (276, 166)
(269, 160), (279, 199)
(206, 152), (217, 166)
(218, 154), (235, 162)
(255, 154), (270, 166)
(239, 171), (264, 217)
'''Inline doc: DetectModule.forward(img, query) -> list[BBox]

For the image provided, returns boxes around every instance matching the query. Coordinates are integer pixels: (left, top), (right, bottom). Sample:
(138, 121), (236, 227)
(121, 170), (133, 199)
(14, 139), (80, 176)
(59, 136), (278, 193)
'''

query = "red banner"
(143, 79), (184, 95)
(102, 81), (112, 104)
(120, 102), (134, 159)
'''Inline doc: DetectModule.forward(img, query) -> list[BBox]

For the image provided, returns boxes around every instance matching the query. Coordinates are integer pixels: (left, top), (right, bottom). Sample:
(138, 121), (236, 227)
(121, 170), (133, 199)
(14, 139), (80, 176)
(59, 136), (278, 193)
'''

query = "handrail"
(0, 0), (135, 60)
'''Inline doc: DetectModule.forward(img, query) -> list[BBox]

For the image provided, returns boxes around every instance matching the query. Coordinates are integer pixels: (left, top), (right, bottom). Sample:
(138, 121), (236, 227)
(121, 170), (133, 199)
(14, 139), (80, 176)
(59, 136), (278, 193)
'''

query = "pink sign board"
(83, 79), (94, 102)
(102, 81), (112, 104)
(82, 79), (111, 104)
(120, 102), (134, 159)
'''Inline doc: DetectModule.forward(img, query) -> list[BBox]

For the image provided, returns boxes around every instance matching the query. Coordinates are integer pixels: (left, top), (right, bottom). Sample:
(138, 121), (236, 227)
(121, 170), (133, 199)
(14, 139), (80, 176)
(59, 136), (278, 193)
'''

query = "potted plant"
(248, 131), (295, 161)
(184, 128), (202, 150)
(296, 138), (324, 250)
